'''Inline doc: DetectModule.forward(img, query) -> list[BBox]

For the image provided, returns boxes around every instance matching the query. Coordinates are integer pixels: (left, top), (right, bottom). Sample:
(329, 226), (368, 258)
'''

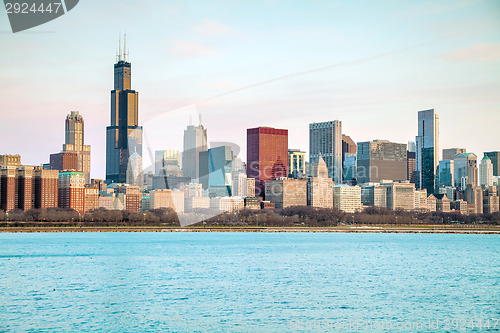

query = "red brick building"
(50, 152), (78, 172)
(84, 186), (99, 213)
(58, 171), (85, 214)
(16, 167), (33, 211)
(247, 127), (288, 198)
(34, 169), (59, 209)
(0, 166), (17, 211)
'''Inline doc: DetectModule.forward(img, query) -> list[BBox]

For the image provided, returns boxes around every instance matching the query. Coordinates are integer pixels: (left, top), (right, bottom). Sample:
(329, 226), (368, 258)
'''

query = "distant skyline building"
(155, 150), (182, 177)
(199, 145), (233, 196)
(58, 170), (85, 214)
(106, 37), (143, 184)
(309, 120), (343, 183)
(416, 109), (439, 194)
(438, 159), (454, 188)
(126, 152), (144, 188)
(479, 155), (494, 187)
(247, 127), (288, 197)
(62, 111), (91, 184)
(0, 155), (21, 167)
(307, 155), (334, 208)
(288, 149), (306, 178)
(454, 153), (477, 190)
(342, 135), (357, 182)
(50, 151), (78, 172)
(443, 148), (466, 161)
(407, 150), (416, 183)
(34, 169), (59, 209)
(333, 185), (361, 213)
(357, 140), (407, 184)
(484, 151), (500, 177)
(183, 125), (208, 180)
(0, 166), (17, 211)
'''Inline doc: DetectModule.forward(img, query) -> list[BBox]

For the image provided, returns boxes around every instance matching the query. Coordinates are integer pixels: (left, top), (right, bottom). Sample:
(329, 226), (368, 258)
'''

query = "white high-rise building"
(126, 152), (143, 188)
(480, 155), (494, 187)
(182, 125), (208, 180)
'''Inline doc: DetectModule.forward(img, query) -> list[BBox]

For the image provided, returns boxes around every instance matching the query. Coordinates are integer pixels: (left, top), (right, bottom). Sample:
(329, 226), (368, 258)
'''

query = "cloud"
(168, 40), (217, 57)
(442, 43), (500, 62)
(193, 19), (230, 35)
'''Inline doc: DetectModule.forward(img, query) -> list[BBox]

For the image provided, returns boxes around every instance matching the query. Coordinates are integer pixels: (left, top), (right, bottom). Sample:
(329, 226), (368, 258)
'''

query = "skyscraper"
(416, 109), (439, 194)
(484, 151), (500, 177)
(438, 159), (454, 188)
(182, 125), (208, 180)
(357, 140), (407, 184)
(247, 127), (288, 197)
(454, 153), (477, 189)
(309, 120), (342, 183)
(199, 145), (233, 197)
(63, 111), (91, 183)
(307, 154), (334, 208)
(479, 155), (493, 187)
(106, 36), (143, 184)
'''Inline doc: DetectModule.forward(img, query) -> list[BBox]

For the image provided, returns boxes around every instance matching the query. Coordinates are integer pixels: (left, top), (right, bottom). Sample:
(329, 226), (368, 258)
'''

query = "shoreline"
(0, 225), (499, 234)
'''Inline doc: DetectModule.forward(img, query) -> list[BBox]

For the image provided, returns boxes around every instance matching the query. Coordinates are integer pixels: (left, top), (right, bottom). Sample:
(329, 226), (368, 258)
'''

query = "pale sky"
(1, 0), (499, 179)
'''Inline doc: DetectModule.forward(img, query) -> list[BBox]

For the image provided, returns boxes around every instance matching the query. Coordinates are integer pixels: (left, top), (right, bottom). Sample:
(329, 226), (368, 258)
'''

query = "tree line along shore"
(0, 206), (499, 229)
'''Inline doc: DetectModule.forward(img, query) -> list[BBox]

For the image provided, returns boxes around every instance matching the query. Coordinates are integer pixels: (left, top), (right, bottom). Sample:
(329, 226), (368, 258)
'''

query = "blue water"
(0, 233), (498, 332)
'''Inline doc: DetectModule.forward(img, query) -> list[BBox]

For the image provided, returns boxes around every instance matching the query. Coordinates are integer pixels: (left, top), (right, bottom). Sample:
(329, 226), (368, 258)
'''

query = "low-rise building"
(333, 185), (361, 213)
(265, 178), (307, 209)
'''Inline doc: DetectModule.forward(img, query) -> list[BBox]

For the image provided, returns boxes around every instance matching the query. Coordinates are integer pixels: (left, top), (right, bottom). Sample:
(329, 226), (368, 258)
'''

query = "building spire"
(118, 33), (122, 62)
(123, 33), (127, 62)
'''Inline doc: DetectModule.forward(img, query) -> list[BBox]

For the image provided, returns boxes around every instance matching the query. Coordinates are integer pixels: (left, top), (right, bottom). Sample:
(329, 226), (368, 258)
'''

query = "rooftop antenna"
(118, 33), (122, 62)
(123, 33), (127, 62)
(189, 114), (192, 126)
(198, 112), (202, 126)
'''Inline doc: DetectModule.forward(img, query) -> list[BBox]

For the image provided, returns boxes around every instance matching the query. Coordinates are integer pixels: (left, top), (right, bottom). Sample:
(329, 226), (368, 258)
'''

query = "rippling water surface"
(0, 232), (498, 332)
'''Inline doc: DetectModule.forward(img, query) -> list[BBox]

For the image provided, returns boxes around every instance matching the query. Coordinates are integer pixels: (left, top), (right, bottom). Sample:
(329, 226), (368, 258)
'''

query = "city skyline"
(1, 1), (499, 180)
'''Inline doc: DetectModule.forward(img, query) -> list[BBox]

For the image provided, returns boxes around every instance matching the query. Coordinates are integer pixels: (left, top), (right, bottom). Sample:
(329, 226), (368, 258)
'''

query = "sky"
(1, 0), (499, 179)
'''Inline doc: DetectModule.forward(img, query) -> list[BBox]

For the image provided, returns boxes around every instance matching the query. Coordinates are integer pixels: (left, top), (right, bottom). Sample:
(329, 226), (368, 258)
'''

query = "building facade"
(438, 159), (454, 188)
(416, 109), (439, 194)
(288, 149), (306, 178)
(62, 111), (91, 183)
(0, 155), (21, 167)
(454, 153), (478, 190)
(247, 127), (288, 198)
(264, 178), (307, 209)
(34, 169), (59, 209)
(307, 155), (333, 208)
(484, 151), (500, 177)
(58, 171), (85, 214)
(183, 125), (208, 180)
(50, 151), (78, 172)
(333, 185), (361, 213)
(309, 121), (342, 183)
(357, 140), (407, 184)
(443, 148), (466, 161)
(383, 181), (415, 211)
(479, 155), (494, 187)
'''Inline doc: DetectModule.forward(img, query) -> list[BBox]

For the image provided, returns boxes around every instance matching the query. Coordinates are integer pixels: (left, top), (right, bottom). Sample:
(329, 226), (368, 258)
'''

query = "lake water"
(0, 232), (498, 332)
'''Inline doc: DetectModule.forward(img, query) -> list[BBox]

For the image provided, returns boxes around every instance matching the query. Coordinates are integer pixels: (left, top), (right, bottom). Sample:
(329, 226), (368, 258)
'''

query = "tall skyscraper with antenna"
(106, 35), (143, 184)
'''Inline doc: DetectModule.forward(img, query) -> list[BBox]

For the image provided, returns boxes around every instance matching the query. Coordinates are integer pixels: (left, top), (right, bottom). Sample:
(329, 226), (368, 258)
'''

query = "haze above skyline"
(1, 0), (499, 179)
